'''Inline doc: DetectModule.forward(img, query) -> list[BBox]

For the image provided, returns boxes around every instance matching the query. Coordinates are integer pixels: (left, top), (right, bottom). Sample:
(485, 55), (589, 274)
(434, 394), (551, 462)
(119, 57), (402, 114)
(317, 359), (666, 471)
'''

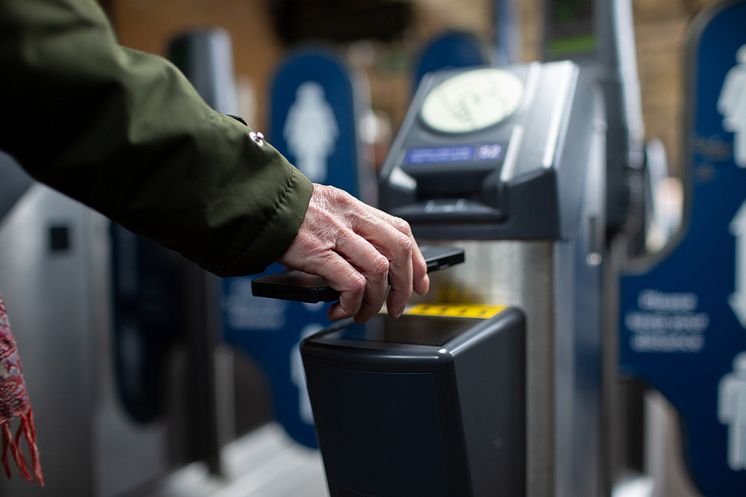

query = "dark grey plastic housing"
(379, 62), (600, 241)
(301, 309), (526, 497)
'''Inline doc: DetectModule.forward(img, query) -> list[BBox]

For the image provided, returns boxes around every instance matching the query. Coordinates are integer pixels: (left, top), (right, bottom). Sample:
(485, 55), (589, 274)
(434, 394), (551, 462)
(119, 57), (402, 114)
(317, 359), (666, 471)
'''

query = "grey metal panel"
(169, 29), (238, 115)
(594, 0), (645, 234)
(0, 152), (32, 221)
(554, 85), (606, 497)
(0, 186), (171, 497)
(91, 220), (170, 497)
(553, 236), (603, 497)
(0, 186), (97, 496)
(416, 240), (555, 497)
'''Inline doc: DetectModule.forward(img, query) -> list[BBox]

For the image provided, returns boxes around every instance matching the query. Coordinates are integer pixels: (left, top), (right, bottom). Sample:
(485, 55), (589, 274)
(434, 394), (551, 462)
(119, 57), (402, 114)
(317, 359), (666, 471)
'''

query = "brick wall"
(633, 0), (721, 175)
(110, 0), (725, 176)
(112, 0), (285, 131)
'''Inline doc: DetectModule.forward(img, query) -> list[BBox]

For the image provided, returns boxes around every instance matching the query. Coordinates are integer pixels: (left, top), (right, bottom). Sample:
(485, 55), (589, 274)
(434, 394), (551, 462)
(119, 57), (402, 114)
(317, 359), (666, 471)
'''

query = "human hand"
(279, 184), (429, 322)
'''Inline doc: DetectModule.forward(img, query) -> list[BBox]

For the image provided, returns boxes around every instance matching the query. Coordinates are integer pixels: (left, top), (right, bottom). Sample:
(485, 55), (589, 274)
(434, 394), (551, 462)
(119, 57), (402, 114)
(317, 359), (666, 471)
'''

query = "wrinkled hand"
(280, 184), (429, 322)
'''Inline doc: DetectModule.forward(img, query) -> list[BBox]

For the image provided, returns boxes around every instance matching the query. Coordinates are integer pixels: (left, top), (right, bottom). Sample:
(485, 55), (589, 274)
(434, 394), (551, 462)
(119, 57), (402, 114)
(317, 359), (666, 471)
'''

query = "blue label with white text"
(403, 144), (503, 165)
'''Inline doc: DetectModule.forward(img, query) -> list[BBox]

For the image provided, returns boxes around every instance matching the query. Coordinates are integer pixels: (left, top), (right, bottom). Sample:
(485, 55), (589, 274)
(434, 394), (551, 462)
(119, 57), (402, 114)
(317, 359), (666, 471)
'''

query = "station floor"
(128, 424), (328, 497)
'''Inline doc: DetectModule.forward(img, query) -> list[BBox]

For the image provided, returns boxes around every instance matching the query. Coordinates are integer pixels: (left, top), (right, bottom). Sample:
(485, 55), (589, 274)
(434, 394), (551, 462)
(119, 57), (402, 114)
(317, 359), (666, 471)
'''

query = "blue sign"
(413, 31), (488, 91)
(619, 3), (746, 495)
(222, 48), (362, 448)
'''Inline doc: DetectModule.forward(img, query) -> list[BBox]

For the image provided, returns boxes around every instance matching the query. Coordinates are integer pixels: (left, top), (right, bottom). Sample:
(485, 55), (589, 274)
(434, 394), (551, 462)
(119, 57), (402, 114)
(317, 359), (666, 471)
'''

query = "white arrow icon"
(730, 201), (746, 327)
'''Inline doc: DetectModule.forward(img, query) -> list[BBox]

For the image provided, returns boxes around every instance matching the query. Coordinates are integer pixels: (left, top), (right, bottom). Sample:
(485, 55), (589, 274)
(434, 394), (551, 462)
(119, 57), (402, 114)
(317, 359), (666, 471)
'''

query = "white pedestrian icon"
(718, 45), (746, 167)
(290, 323), (323, 425)
(719, 351), (746, 470)
(284, 82), (338, 182)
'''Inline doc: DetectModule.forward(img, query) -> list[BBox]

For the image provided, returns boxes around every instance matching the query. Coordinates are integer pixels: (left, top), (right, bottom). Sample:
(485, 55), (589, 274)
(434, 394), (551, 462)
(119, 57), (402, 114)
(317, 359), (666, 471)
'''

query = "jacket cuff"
(207, 166), (313, 277)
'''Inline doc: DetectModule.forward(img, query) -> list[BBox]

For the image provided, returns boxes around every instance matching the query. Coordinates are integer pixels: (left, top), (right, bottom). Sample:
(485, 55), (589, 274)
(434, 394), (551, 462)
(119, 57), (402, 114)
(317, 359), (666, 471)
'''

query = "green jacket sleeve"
(0, 0), (313, 276)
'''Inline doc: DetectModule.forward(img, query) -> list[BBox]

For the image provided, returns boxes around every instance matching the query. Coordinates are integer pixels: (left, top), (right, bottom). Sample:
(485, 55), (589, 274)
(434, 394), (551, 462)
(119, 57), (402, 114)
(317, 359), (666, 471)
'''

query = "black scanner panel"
(310, 367), (451, 497)
(302, 309), (526, 497)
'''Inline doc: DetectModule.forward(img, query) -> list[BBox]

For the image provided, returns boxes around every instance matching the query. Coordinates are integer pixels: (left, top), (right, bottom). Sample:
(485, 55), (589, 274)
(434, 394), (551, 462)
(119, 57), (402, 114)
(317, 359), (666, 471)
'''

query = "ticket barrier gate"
(0, 160), (184, 497)
(303, 59), (606, 497)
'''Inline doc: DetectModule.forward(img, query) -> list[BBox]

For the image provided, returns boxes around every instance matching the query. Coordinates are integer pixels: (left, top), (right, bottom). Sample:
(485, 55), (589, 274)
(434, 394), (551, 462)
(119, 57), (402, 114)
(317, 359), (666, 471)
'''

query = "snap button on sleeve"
(249, 131), (265, 147)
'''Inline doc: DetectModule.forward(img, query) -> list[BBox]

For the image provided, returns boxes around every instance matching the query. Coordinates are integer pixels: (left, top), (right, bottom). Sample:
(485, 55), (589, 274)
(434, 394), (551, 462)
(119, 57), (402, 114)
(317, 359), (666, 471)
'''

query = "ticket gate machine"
(304, 61), (606, 497)
(0, 162), (182, 497)
(383, 62), (605, 497)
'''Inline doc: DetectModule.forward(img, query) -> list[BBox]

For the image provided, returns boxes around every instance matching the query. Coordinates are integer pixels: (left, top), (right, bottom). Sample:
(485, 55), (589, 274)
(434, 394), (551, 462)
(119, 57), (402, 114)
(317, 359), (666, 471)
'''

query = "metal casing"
(0, 152), (31, 220)
(378, 60), (607, 497)
(0, 186), (174, 497)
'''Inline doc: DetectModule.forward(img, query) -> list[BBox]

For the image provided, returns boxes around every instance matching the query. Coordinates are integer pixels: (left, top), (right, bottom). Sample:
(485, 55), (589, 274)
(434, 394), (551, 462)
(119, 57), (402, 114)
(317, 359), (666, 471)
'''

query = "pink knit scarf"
(0, 295), (43, 486)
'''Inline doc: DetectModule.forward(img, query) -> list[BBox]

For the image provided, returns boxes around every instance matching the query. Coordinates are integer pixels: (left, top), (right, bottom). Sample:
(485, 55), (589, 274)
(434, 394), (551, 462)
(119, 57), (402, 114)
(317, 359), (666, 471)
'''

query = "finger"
(328, 303), (350, 321)
(311, 252), (366, 319)
(372, 210), (429, 296)
(411, 243), (429, 295)
(417, 273), (430, 296)
(335, 232), (390, 322)
(351, 216), (413, 317)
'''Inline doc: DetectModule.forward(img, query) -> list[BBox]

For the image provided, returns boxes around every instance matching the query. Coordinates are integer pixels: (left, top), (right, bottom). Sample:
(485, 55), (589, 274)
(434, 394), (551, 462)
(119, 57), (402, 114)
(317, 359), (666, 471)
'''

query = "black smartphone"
(251, 245), (465, 303)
